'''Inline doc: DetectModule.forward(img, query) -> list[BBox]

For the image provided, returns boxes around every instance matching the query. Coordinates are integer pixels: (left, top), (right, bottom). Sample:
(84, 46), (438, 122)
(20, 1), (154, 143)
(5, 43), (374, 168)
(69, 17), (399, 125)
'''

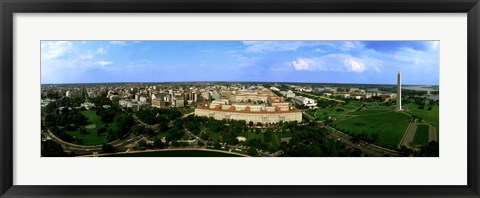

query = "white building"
(270, 87), (280, 92)
(292, 96), (317, 107)
(80, 102), (95, 110)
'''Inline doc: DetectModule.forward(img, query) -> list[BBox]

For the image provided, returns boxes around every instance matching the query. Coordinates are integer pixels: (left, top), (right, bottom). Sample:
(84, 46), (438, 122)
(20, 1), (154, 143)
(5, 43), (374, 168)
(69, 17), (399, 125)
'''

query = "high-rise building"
(396, 71), (402, 111)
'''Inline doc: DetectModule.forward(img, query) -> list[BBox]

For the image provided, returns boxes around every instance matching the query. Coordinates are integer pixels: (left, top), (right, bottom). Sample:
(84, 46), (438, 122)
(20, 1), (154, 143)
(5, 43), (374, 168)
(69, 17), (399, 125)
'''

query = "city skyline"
(41, 41), (440, 85)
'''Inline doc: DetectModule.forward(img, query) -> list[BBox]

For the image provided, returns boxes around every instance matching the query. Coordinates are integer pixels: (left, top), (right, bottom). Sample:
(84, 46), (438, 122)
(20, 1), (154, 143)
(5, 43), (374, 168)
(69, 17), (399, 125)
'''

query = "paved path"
(44, 130), (145, 154)
(398, 121), (417, 149)
(429, 126), (438, 142)
(81, 147), (251, 157)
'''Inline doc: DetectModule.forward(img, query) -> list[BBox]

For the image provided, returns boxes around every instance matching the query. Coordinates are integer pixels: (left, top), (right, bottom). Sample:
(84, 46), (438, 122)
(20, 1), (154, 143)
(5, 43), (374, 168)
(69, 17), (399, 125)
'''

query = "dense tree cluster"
(418, 141), (439, 157)
(181, 115), (357, 157)
(130, 124), (155, 136)
(44, 108), (88, 131)
(41, 140), (68, 157)
(106, 113), (135, 141)
(101, 143), (116, 153)
(330, 124), (383, 147)
(135, 108), (182, 125)
(280, 123), (360, 157)
(95, 105), (121, 123)
(55, 97), (84, 108)
(404, 96), (438, 110)
(378, 87), (438, 97)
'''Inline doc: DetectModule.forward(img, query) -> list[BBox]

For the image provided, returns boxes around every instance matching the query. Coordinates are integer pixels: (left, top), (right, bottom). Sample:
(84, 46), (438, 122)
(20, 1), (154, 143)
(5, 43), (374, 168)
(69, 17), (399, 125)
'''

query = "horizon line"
(41, 81), (439, 86)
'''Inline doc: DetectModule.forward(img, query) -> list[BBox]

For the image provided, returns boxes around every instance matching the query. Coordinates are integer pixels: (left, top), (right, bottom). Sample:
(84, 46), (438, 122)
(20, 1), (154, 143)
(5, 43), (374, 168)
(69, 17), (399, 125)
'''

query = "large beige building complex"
(195, 89), (302, 124)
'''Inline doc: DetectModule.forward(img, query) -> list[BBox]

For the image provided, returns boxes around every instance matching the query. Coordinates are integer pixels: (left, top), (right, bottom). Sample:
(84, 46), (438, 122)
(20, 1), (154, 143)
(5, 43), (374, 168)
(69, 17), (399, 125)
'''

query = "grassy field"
(241, 130), (264, 141)
(333, 111), (411, 148)
(178, 107), (195, 115)
(311, 101), (368, 120)
(311, 108), (344, 120)
(341, 101), (364, 110)
(349, 109), (389, 116)
(411, 124), (430, 147)
(102, 150), (244, 157)
(403, 103), (439, 128)
(67, 110), (110, 145)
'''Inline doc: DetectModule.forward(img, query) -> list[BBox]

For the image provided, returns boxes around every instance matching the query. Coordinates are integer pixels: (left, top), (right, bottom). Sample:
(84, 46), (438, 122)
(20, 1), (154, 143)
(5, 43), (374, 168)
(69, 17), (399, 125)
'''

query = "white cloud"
(242, 41), (305, 53)
(290, 54), (377, 73)
(96, 47), (106, 54)
(79, 51), (94, 59)
(291, 58), (314, 70)
(339, 41), (365, 51)
(79, 48), (107, 59)
(393, 47), (438, 66)
(344, 58), (366, 72)
(41, 41), (73, 60)
(429, 41), (439, 51)
(241, 41), (365, 53)
(110, 41), (127, 45)
(96, 61), (113, 66)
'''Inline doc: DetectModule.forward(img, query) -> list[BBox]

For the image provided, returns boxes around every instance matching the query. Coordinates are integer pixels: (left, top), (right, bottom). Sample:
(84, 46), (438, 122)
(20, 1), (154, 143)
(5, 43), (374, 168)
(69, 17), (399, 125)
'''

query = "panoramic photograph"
(40, 40), (439, 157)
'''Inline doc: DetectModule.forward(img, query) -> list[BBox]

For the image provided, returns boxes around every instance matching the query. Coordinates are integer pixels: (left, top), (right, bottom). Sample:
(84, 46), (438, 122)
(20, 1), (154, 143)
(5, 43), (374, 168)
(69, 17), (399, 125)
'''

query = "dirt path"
(398, 121), (417, 149)
(429, 126), (438, 142)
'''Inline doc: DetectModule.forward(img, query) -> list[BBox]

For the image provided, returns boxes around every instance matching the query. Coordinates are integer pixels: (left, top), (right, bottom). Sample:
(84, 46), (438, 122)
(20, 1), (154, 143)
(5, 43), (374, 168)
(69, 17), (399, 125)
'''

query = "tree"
(157, 122), (169, 133)
(142, 127), (155, 136)
(97, 127), (107, 136)
(79, 127), (88, 135)
(153, 138), (165, 149)
(41, 140), (67, 157)
(101, 144), (116, 153)
(213, 142), (221, 149)
(247, 147), (257, 156)
(137, 140), (148, 150)
(264, 130), (273, 142)
(419, 141), (439, 157)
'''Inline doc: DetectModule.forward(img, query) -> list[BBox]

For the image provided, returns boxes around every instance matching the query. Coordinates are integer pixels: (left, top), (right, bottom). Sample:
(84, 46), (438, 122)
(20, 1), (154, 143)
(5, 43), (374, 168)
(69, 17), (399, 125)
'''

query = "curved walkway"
(44, 130), (145, 153)
(82, 148), (250, 157)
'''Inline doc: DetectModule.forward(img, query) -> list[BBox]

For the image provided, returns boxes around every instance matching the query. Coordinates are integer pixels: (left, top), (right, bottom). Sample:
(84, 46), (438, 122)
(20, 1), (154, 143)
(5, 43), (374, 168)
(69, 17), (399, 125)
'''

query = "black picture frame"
(1, 0), (479, 197)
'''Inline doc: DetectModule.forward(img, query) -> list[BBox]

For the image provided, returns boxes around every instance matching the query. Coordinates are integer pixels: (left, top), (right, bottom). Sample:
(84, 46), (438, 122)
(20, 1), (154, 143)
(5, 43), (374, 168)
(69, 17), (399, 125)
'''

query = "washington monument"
(396, 71), (402, 111)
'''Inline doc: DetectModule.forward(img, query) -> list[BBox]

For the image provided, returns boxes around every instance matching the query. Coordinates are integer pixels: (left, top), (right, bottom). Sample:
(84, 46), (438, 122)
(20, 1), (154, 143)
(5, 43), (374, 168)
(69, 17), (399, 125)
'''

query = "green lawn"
(403, 103), (439, 128)
(333, 111), (411, 148)
(241, 130), (265, 141)
(67, 110), (112, 145)
(178, 107), (195, 115)
(411, 124), (430, 147)
(341, 101), (364, 110)
(349, 109), (389, 116)
(271, 133), (282, 149)
(205, 128), (222, 142)
(313, 108), (344, 120)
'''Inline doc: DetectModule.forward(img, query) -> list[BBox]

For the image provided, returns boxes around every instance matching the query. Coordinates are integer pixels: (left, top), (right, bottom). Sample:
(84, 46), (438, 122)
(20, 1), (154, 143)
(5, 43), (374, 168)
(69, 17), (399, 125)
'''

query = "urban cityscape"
(41, 41), (439, 157)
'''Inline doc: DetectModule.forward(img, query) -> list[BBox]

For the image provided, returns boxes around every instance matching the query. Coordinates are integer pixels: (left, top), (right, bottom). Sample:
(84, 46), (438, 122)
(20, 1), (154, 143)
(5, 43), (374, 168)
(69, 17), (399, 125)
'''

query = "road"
(293, 91), (345, 103)
(82, 147), (251, 157)
(429, 126), (438, 142)
(398, 120), (417, 149)
(132, 114), (158, 129)
(44, 130), (146, 154)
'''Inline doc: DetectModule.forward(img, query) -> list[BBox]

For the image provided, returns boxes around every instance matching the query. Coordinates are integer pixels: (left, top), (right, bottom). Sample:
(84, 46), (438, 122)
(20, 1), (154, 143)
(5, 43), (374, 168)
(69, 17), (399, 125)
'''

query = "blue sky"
(41, 40), (439, 85)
